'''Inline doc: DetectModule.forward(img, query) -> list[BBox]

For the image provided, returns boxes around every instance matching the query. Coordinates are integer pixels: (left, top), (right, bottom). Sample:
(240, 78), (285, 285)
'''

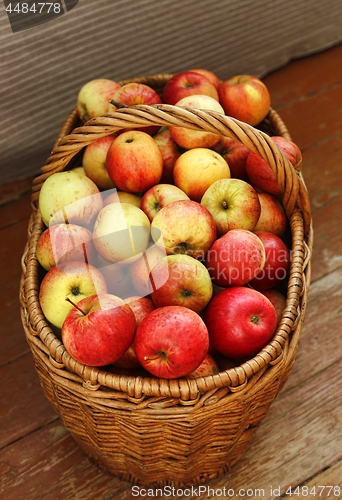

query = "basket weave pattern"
(20, 75), (313, 487)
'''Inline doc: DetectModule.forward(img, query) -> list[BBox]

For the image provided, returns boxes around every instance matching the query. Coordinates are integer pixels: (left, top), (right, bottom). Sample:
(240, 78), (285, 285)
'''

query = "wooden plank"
(302, 133), (342, 213)
(0, 178), (34, 209)
(280, 266), (342, 393)
(0, 420), (130, 500)
(272, 83), (342, 151)
(302, 460), (342, 499)
(0, 353), (58, 448)
(263, 43), (342, 108)
(0, 218), (31, 289)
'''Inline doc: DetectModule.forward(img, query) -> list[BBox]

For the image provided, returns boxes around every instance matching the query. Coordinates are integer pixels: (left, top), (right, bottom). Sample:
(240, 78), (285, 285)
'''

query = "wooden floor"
(1, 43), (342, 500)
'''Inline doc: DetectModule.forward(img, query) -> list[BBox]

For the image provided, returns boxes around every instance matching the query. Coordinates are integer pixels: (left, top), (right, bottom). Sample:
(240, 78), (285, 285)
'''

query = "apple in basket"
(218, 75), (271, 126)
(134, 305), (209, 378)
(111, 82), (162, 136)
(189, 68), (221, 89)
(253, 192), (288, 236)
(206, 229), (265, 287)
(77, 78), (121, 122)
(162, 71), (219, 105)
(212, 137), (251, 181)
(103, 190), (142, 208)
(151, 200), (217, 260)
(82, 135), (116, 191)
(92, 202), (150, 265)
(186, 353), (219, 378)
(249, 231), (290, 291)
(149, 254), (213, 312)
(201, 178), (261, 237)
(106, 130), (163, 193)
(153, 127), (184, 184)
(205, 286), (278, 359)
(62, 293), (136, 366)
(39, 171), (103, 229)
(140, 184), (190, 222)
(260, 289), (287, 326)
(169, 95), (224, 150)
(173, 148), (231, 202)
(36, 223), (96, 271)
(39, 261), (108, 329)
(113, 296), (156, 369)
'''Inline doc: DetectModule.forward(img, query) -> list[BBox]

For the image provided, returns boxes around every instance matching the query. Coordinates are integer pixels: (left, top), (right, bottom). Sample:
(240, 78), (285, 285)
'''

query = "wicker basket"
(20, 74), (313, 488)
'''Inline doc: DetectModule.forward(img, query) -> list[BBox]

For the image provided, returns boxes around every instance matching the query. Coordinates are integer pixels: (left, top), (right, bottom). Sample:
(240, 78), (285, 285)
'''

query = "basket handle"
(31, 103), (311, 234)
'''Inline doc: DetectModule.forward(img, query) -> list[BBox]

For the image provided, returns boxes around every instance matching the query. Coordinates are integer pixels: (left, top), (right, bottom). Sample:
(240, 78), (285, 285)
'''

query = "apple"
(82, 135), (116, 191)
(140, 184), (189, 222)
(201, 178), (261, 236)
(153, 127), (184, 184)
(169, 95), (224, 149)
(62, 293), (136, 366)
(245, 136), (301, 195)
(186, 353), (219, 378)
(129, 241), (167, 296)
(95, 253), (135, 298)
(70, 166), (86, 176)
(218, 75), (271, 126)
(104, 190), (142, 208)
(162, 71), (219, 105)
(149, 254), (213, 312)
(205, 286), (278, 359)
(253, 192), (287, 236)
(249, 231), (290, 291)
(111, 82), (162, 136)
(189, 69), (221, 89)
(151, 200), (217, 260)
(39, 171), (103, 229)
(206, 229), (265, 287)
(260, 289), (287, 325)
(36, 223), (96, 271)
(212, 137), (251, 181)
(173, 148), (230, 202)
(39, 261), (108, 329)
(134, 305), (209, 379)
(112, 296), (156, 369)
(93, 202), (150, 265)
(106, 130), (163, 193)
(77, 79), (121, 122)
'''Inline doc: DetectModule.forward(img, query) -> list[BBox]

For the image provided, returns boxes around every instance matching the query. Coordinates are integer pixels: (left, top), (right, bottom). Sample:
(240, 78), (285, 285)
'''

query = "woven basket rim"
(21, 73), (313, 404)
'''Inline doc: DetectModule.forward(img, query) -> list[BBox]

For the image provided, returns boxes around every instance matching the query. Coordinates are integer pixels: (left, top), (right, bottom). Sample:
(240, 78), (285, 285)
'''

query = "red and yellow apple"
(153, 127), (184, 184)
(77, 78), (121, 122)
(162, 71), (219, 105)
(189, 69), (221, 89)
(140, 184), (189, 222)
(253, 192), (287, 236)
(82, 135), (116, 191)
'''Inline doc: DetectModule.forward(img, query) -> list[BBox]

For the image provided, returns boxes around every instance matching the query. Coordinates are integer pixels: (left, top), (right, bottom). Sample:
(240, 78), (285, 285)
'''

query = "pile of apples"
(36, 69), (302, 380)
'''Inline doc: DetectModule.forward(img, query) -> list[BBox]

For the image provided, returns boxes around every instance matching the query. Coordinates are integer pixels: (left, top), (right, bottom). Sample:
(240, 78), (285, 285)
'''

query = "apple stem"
(110, 99), (128, 109)
(65, 297), (86, 315)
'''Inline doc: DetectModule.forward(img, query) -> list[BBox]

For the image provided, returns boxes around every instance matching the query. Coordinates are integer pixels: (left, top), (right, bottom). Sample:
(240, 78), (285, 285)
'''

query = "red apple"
(162, 71), (219, 105)
(201, 178), (261, 236)
(206, 229), (265, 287)
(186, 353), (219, 378)
(253, 192), (287, 236)
(106, 130), (163, 193)
(62, 293), (136, 366)
(77, 79), (121, 122)
(212, 137), (251, 181)
(153, 127), (184, 184)
(260, 289), (286, 325)
(245, 136), (301, 195)
(36, 223), (96, 271)
(140, 184), (189, 222)
(205, 286), (278, 359)
(134, 305), (209, 379)
(112, 296), (156, 369)
(189, 69), (221, 89)
(169, 95), (224, 149)
(82, 136), (116, 191)
(112, 83), (162, 136)
(149, 254), (213, 312)
(129, 242), (167, 296)
(249, 231), (290, 291)
(151, 200), (217, 260)
(173, 148), (230, 202)
(218, 75), (270, 126)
